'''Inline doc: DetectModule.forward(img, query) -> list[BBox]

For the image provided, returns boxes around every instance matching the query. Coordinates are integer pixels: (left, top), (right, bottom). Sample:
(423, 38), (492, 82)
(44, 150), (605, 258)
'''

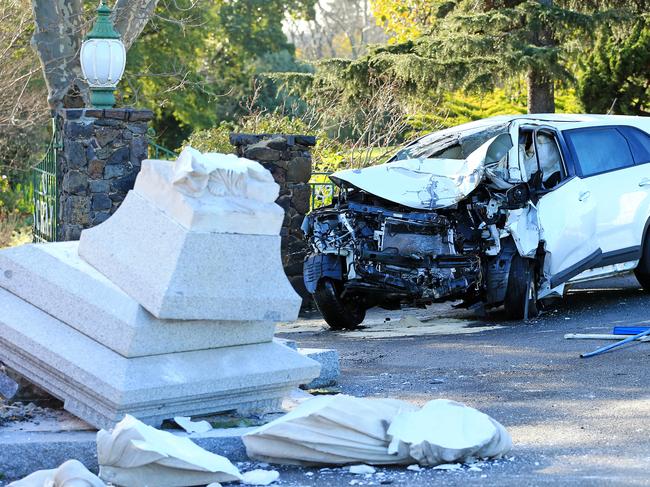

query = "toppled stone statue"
(0, 147), (319, 429)
(243, 395), (512, 466)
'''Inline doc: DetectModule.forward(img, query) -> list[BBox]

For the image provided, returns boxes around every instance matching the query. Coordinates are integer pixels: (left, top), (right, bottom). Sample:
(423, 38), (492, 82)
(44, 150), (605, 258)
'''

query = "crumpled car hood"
(331, 135), (509, 210)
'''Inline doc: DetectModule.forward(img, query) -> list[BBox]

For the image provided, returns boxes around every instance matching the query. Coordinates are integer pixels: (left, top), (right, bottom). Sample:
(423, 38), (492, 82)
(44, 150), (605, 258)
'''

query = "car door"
(537, 178), (600, 286)
(528, 128), (600, 287)
(616, 126), (650, 255)
(562, 126), (640, 258)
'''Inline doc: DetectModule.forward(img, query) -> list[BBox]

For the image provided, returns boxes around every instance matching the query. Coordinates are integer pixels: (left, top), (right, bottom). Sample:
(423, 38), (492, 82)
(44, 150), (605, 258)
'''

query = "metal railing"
(147, 128), (178, 160)
(309, 171), (337, 211)
(32, 119), (61, 242)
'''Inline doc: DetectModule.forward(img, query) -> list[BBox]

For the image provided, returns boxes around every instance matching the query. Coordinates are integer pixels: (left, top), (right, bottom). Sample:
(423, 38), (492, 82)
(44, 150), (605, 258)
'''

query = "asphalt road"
(272, 274), (650, 486)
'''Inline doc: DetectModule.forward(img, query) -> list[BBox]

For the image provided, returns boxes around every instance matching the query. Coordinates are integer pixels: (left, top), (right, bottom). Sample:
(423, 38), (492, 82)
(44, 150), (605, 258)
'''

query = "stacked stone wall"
(230, 133), (315, 302)
(56, 108), (153, 241)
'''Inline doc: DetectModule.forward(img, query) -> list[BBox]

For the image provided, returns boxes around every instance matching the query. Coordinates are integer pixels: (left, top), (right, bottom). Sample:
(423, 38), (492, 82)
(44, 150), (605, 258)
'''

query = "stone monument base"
(0, 287), (318, 429)
(0, 242), (275, 358)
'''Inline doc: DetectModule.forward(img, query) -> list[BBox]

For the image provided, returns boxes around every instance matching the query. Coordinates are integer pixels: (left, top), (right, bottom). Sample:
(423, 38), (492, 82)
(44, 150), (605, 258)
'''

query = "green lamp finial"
(86, 0), (121, 40)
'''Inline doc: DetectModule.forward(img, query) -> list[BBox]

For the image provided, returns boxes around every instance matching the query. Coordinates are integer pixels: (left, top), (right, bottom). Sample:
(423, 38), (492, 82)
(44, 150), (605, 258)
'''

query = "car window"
(564, 127), (635, 177)
(619, 126), (650, 164)
(518, 129), (565, 189)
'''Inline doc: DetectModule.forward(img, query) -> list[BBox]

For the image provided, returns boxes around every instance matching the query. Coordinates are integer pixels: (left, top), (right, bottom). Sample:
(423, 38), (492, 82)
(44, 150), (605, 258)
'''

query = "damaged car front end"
(303, 118), (542, 329)
(304, 114), (650, 329)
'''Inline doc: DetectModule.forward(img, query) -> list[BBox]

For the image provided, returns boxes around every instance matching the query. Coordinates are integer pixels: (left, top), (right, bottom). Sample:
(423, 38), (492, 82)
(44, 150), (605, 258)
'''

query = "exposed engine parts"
(303, 183), (526, 310)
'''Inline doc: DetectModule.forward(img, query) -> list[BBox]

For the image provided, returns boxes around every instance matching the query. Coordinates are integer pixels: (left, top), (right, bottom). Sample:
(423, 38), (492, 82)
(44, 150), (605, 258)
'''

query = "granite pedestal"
(0, 149), (319, 428)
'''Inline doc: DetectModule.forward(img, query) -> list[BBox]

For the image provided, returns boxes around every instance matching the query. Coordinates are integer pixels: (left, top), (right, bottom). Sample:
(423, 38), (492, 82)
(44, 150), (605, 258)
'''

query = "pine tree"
(312, 0), (632, 113)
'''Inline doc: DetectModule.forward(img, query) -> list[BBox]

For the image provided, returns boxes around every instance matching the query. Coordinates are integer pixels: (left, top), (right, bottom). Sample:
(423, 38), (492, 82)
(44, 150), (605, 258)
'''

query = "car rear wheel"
(504, 254), (539, 320)
(313, 278), (366, 330)
(634, 231), (650, 291)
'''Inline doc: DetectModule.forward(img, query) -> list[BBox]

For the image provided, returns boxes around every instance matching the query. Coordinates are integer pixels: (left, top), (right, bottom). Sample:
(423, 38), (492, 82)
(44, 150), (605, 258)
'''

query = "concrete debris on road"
(174, 415), (213, 434)
(8, 459), (105, 487)
(432, 463), (463, 471)
(240, 469), (280, 485)
(97, 415), (242, 487)
(348, 464), (376, 474)
(243, 395), (511, 466)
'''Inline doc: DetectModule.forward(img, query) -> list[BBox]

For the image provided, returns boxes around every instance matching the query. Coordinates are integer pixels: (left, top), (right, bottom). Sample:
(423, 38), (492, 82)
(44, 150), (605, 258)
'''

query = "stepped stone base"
(0, 242), (274, 358)
(0, 287), (319, 429)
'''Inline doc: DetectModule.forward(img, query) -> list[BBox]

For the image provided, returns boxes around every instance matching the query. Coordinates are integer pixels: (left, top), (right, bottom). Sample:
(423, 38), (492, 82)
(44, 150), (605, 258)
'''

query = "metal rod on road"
(580, 327), (650, 358)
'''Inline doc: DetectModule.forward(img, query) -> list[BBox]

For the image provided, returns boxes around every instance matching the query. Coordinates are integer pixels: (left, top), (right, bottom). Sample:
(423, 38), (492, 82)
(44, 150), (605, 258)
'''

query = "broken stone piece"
(138, 149), (283, 235)
(8, 459), (105, 487)
(97, 415), (242, 487)
(386, 399), (512, 465)
(243, 395), (418, 465)
(240, 469), (280, 485)
(0, 370), (19, 401)
(243, 395), (511, 467)
(349, 464), (376, 475)
(174, 415), (212, 434)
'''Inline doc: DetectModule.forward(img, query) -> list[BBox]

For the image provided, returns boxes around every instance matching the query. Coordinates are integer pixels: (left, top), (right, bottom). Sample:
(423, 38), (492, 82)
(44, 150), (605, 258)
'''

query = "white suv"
(303, 114), (650, 329)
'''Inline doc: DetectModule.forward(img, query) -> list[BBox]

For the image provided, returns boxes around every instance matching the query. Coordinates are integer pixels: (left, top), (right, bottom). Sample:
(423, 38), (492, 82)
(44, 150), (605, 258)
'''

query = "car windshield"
(392, 120), (511, 162)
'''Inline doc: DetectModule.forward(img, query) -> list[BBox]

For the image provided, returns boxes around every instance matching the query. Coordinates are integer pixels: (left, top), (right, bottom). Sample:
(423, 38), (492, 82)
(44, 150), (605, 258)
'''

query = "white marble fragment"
(174, 416), (213, 434)
(241, 469), (280, 485)
(243, 395), (418, 465)
(348, 465), (376, 475)
(172, 146), (279, 202)
(432, 463), (462, 471)
(243, 395), (511, 467)
(172, 146), (218, 196)
(137, 146), (282, 235)
(387, 399), (512, 465)
(97, 415), (242, 487)
(8, 459), (105, 487)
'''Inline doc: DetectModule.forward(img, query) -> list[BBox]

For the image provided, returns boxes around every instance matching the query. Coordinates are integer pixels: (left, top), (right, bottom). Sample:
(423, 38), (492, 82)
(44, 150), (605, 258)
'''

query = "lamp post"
(80, 1), (126, 109)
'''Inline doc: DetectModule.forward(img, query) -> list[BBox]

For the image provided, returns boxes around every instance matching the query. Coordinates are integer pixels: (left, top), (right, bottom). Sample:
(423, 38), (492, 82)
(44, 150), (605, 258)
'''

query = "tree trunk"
(30, 0), (85, 110)
(527, 67), (555, 114)
(31, 0), (160, 110)
(527, 0), (556, 114)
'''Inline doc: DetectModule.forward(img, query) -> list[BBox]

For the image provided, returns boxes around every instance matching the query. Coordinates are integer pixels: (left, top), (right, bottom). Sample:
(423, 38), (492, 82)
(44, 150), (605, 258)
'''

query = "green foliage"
(0, 175), (33, 218)
(0, 174), (32, 248)
(183, 123), (235, 154)
(182, 113), (313, 154)
(122, 0), (316, 149)
(579, 17), (650, 115)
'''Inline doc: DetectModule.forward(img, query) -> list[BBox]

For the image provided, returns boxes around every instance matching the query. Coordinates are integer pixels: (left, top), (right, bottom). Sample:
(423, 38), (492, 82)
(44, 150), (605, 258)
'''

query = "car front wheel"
(313, 278), (366, 330)
(504, 254), (539, 320)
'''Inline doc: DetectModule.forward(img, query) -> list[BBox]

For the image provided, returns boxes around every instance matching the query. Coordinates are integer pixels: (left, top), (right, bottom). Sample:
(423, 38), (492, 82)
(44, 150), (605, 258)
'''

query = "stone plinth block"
(0, 287), (320, 430)
(0, 242), (274, 358)
(79, 191), (301, 321)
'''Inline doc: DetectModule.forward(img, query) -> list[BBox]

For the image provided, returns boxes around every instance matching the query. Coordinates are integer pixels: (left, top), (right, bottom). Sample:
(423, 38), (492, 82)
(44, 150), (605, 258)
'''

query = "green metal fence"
(309, 171), (337, 211)
(32, 119), (61, 243)
(147, 128), (178, 160)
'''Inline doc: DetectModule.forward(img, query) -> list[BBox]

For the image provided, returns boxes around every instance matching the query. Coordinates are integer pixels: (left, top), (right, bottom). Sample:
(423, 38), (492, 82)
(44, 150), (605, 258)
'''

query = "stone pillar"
(56, 108), (153, 241)
(230, 134), (315, 302)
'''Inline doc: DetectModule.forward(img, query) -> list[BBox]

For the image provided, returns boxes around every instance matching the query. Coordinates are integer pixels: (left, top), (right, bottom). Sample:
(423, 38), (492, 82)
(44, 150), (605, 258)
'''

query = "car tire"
(313, 278), (366, 330)
(504, 254), (539, 320)
(634, 231), (650, 291)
